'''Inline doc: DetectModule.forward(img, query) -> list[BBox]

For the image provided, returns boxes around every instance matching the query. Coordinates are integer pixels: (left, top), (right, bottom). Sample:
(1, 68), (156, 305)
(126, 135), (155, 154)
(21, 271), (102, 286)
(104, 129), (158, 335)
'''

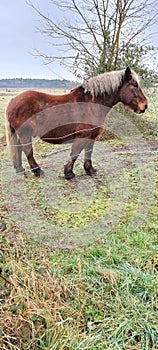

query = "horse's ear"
(124, 67), (132, 81)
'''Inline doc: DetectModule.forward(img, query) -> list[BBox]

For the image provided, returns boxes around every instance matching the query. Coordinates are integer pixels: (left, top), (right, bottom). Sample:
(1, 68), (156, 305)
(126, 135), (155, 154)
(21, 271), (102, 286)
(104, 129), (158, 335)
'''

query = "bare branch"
(28, 0), (158, 77)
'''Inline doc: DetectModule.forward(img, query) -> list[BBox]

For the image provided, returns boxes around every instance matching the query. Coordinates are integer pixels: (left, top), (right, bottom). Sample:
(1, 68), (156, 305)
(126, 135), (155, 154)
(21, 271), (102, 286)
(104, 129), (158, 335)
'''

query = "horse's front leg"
(64, 139), (85, 180)
(84, 140), (96, 176)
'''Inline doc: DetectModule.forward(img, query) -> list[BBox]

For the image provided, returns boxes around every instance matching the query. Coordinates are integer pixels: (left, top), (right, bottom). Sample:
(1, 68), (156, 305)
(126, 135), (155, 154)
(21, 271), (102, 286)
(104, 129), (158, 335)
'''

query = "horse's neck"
(72, 86), (119, 107)
(86, 91), (119, 107)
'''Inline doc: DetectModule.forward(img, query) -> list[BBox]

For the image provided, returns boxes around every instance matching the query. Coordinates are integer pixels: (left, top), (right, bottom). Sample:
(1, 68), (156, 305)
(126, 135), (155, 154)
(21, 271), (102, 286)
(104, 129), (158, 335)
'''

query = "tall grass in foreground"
(0, 223), (158, 349)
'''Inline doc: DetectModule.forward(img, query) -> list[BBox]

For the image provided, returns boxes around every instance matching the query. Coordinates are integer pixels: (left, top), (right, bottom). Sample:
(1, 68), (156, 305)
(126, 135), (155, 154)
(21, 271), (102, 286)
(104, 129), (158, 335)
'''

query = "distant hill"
(0, 78), (78, 89)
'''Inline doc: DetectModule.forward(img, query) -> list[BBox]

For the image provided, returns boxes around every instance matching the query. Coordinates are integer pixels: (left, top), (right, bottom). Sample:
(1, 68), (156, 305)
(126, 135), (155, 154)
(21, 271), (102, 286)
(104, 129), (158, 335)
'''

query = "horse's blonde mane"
(82, 69), (139, 99)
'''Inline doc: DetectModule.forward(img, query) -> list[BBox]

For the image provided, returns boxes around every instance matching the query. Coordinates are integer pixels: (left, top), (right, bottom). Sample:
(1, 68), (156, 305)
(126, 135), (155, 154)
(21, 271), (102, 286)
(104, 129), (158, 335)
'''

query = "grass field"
(0, 88), (158, 349)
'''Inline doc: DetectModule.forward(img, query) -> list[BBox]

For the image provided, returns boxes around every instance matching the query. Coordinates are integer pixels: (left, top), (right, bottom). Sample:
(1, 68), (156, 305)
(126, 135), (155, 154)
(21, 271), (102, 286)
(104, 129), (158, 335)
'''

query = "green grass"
(0, 227), (158, 349)
(0, 88), (158, 349)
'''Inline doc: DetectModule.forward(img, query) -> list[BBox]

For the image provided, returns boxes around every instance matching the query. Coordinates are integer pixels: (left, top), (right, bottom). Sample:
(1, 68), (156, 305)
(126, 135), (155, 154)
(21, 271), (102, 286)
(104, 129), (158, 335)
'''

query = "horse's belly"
(40, 124), (102, 144)
(40, 125), (76, 144)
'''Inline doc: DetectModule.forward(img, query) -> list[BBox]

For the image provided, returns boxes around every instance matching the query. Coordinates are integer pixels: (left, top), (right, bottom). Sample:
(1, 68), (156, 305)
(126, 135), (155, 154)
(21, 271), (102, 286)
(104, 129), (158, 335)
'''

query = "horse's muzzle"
(139, 104), (148, 113)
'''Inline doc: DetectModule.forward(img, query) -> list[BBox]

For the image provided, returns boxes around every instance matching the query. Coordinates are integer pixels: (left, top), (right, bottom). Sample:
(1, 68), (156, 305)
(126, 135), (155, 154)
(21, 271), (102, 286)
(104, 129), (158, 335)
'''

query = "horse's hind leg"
(14, 141), (24, 174)
(84, 140), (96, 176)
(64, 139), (85, 180)
(20, 136), (43, 176)
(11, 137), (24, 174)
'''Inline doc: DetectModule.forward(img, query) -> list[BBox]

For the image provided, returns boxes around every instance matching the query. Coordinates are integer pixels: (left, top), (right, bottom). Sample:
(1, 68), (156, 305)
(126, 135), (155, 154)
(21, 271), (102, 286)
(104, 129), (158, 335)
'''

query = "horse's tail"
(5, 117), (17, 160)
(5, 114), (23, 172)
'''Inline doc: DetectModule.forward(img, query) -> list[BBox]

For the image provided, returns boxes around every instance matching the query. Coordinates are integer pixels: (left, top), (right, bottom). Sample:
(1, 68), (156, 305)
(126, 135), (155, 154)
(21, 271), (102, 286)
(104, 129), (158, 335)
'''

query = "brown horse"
(6, 67), (147, 179)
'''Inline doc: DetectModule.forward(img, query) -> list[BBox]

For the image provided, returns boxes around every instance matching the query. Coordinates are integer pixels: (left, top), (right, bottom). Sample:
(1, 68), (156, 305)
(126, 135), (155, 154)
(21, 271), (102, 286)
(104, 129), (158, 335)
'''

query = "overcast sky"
(0, 0), (75, 80)
(0, 0), (158, 80)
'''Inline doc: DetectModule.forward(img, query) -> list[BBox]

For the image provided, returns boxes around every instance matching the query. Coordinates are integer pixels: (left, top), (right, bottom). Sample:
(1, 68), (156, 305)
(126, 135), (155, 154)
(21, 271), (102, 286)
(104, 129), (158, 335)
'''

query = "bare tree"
(29, 0), (158, 78)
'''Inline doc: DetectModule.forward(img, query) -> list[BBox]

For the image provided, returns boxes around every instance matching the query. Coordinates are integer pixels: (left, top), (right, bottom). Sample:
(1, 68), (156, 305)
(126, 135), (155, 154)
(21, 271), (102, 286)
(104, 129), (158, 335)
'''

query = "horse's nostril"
(145, 104), (148, 110)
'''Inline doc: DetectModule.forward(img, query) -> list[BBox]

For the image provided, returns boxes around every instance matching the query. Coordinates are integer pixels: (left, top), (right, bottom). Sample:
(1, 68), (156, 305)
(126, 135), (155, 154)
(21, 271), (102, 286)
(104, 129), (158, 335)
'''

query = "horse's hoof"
(85, 167), (97, 176)
(32, 167), (44, 177)
(16, 167), (25, 175)
(65, 172), (75, 180)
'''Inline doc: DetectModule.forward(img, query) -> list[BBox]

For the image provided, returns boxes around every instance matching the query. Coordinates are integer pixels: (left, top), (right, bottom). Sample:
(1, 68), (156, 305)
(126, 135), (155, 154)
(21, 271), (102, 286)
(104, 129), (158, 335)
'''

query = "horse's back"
(6, 88), (84, 131)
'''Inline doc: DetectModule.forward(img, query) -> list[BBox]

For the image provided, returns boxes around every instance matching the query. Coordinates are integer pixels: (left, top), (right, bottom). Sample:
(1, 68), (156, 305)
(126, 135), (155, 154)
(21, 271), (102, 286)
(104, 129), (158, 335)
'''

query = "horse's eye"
(133, 82), (138, 88)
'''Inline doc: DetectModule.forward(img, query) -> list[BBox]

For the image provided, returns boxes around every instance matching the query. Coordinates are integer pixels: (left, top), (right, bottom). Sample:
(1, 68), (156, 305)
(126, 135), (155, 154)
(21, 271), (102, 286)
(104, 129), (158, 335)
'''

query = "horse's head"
(119, 67), (148, 114)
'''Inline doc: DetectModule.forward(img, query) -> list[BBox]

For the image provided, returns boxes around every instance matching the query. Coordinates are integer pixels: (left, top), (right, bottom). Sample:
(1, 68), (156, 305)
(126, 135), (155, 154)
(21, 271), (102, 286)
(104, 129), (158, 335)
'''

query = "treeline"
(0, 78), (77, 89)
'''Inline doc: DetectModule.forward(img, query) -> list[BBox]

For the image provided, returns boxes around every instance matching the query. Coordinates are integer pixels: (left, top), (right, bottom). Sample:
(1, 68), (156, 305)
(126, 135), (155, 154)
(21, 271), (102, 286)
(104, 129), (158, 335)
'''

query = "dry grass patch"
(0, 233), (85, 349)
